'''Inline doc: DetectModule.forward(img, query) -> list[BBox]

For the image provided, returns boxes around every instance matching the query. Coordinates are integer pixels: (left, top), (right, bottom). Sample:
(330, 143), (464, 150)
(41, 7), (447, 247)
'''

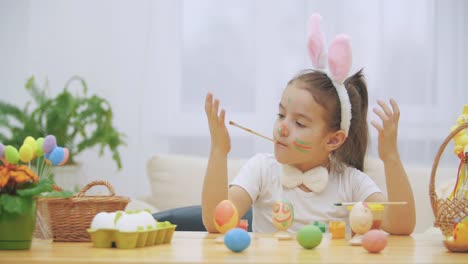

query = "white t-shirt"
(230, 153), (382, 233)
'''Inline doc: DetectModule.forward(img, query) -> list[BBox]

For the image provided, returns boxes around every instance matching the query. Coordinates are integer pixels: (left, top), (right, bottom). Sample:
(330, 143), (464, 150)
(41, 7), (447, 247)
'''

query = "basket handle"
(429, 122), (468, 217)
(74, 180), (116, 197)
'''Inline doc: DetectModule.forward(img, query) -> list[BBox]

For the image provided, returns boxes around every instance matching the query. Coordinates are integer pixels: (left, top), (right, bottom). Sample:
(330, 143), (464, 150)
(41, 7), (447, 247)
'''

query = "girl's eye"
(277, 113), (285, 119)
(296, 121), (305, 127)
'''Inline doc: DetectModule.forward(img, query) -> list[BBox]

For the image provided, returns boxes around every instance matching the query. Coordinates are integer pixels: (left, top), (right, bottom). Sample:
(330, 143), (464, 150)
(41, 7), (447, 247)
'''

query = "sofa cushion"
(146, 154), (247, 211)
(152, 205), (253, 232)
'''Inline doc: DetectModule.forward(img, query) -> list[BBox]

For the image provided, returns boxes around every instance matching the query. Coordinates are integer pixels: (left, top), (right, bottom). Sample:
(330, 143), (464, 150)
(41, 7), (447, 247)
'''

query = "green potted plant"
(0, 75), (126, 170)
(0, 139), (56, 249)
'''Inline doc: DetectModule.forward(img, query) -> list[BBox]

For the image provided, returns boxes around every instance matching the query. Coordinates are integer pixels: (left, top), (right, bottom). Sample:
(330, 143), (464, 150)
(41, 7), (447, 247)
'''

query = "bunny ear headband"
(307, 13), (352, 136)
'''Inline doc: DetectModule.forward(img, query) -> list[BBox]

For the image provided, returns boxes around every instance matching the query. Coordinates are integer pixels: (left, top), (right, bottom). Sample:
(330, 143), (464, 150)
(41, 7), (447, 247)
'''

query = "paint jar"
(329, 220), (346, 239)
(312, 221), (326, 233)
(237, 219), (249, 231)
(368, 204), (385, 230)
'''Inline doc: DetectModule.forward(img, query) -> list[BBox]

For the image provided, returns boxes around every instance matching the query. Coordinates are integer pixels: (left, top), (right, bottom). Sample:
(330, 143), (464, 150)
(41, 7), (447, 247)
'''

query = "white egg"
(349, 202), (373, 234)
(116, 212), (152, 232)
(90, 212), (116, 230)
(138, 210), (157, 230)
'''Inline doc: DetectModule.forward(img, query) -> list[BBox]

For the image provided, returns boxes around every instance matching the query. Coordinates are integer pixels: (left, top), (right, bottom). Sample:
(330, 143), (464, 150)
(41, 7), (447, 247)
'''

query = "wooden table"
(0, 231), (466, 263)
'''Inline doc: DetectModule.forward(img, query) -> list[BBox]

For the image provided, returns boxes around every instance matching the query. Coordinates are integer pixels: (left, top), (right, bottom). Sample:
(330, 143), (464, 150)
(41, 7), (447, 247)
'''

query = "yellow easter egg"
(454, 222), (468, 246)
(19, 144), (34, 163)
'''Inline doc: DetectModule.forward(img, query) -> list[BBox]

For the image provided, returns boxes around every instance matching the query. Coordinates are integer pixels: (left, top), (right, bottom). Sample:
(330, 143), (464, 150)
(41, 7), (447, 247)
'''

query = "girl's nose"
(278, 123), (289, 137)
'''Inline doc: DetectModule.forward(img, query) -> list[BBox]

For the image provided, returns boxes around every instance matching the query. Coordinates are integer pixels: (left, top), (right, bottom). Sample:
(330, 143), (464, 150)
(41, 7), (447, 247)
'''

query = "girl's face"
(273, 83), (334, 171)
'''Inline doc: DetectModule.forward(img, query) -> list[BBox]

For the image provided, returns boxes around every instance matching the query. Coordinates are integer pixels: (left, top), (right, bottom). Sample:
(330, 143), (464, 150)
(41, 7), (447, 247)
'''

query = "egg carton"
(87, 221), (177, 249)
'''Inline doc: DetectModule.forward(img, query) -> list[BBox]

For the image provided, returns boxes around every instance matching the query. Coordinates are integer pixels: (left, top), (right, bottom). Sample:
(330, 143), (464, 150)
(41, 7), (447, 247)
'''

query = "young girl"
(201, 14), (415, 235)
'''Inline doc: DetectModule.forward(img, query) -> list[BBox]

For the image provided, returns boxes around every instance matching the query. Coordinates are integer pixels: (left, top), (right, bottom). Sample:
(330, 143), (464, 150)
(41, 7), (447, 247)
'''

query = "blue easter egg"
(224, 228), (251, 252)
(48, 146), (65, 166)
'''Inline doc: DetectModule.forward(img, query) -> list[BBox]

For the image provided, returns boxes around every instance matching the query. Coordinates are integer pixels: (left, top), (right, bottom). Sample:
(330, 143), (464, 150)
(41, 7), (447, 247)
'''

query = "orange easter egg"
(214, 200), (239, 234)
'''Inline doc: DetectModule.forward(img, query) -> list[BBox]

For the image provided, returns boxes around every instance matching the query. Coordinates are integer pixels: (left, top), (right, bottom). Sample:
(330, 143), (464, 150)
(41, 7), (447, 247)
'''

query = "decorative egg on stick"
(272, 199), (294, 240)
(348, 201), (373, 246)
(214, 200), (239, 243)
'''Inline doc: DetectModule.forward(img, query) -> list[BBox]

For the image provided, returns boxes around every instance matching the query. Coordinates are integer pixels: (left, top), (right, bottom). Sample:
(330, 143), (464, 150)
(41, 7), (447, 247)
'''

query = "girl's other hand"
(205, 93), (231, 156)
(370, 98), (401, 163)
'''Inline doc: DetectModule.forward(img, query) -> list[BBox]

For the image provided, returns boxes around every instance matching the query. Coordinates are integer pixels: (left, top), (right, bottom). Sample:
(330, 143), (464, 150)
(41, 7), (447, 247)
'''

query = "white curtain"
(147, 0), (467, 166)
(1, 0), (466, 197)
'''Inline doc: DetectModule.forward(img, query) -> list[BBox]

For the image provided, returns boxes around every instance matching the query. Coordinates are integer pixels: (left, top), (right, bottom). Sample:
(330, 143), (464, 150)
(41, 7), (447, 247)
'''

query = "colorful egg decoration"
(272, 199), (294, 231)
(214, 200), (239, 234)
(349, 202), (373, 235)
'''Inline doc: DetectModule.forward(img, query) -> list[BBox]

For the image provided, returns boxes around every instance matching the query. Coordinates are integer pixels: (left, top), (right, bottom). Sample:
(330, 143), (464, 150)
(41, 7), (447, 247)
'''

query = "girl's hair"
(287, 69), (369, 171)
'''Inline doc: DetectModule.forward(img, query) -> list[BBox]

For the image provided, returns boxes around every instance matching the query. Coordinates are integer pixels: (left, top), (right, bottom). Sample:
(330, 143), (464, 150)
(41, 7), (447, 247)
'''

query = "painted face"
(273, 83), (332, 171)
(272, 199), (294, 231)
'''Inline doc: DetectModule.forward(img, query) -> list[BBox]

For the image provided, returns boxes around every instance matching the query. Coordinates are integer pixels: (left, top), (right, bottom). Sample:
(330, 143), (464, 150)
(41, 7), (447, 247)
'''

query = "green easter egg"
(36, 137), (44, 157)
(296, 225), (323, 249)
(4, 145), (20, 164)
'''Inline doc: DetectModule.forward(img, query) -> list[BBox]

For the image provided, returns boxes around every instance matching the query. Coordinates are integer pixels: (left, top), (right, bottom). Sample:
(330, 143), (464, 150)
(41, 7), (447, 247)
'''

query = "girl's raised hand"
(205, 93), (231, 155)
(370, 99), (401, 163)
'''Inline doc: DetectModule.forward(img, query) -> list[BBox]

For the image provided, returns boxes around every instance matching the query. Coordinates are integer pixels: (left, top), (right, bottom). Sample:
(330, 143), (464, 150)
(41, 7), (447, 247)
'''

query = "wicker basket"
(37, 180), (130, 242)
(429, 122), (468, 251)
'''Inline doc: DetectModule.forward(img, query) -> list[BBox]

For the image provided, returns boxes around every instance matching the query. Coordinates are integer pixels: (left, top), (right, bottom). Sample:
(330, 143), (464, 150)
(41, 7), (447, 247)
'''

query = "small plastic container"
(368, 204), (384, 230)
(237, 219), (249, 231)
(329, 220), (346, 239)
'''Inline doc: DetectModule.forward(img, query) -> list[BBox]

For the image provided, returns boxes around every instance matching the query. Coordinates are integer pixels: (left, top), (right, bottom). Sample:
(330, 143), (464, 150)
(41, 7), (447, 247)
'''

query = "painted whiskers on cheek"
(293, 138), (312, 153)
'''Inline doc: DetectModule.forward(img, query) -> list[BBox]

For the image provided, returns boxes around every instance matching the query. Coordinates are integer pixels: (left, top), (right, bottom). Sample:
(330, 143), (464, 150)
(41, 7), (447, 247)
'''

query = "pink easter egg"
(59, 148), (70, 166)
(362, 229), (387, 253)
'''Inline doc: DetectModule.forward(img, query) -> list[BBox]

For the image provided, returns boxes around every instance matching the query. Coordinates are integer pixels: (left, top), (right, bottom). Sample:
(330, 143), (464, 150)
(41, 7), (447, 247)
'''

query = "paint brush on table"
(334, 201), (408, 206)
(229, 121), (286, 146)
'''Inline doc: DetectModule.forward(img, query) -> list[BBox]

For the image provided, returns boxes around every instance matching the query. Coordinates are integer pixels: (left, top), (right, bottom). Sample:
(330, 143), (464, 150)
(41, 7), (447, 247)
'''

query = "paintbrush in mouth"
(229, 121), (287, 147)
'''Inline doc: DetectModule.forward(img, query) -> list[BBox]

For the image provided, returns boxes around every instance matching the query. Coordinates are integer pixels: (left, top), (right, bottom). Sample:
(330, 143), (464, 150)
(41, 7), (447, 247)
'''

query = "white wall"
(0, 0), (466, 199)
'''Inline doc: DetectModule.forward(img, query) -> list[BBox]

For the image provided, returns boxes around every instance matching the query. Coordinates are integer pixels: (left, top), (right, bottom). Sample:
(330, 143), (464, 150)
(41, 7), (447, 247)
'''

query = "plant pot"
(0, 197), (37, 250)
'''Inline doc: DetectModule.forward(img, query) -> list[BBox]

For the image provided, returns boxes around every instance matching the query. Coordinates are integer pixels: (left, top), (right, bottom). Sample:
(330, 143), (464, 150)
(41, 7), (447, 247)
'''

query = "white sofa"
(130, 154), (457, 234)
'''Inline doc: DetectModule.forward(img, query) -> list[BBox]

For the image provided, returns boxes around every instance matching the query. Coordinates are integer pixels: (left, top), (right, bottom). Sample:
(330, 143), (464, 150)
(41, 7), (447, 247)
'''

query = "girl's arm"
(201, 93), (252, 232)
(202, 93), (230, 232)
(368, 99), (416, 235)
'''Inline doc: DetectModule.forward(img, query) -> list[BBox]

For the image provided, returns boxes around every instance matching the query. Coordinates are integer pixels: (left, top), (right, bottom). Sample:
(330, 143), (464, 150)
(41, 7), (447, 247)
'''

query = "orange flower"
(10, 165), (39, 184)
(0, 164), (39, 188)
(0, 165), (9, 188)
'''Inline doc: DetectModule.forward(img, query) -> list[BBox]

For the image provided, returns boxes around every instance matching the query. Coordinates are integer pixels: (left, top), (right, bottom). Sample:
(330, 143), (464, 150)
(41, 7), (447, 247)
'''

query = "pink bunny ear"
(328, 34), (352, 83)
(307, 13), (326, 69)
